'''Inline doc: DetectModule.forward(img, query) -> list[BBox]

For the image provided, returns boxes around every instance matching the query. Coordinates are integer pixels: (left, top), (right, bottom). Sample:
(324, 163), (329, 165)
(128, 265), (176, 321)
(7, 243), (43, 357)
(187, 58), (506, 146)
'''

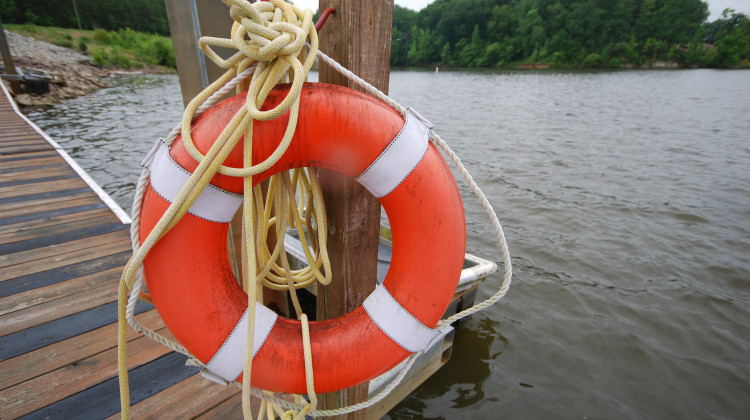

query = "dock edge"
(0, 81), (131, 224)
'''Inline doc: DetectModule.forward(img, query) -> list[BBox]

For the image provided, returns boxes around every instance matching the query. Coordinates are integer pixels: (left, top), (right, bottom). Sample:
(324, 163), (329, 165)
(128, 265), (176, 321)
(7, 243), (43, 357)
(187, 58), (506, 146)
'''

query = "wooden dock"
(0, 84), (244, 419)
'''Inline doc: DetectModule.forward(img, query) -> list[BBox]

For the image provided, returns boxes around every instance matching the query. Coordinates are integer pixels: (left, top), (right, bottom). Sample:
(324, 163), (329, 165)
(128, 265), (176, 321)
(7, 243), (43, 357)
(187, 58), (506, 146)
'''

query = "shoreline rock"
(2, 30), (168, 106)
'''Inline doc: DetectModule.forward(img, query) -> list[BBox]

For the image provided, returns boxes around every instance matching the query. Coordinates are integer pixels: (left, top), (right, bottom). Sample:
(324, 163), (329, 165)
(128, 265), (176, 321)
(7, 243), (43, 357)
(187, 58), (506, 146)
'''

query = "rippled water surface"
(25, 69), (750, 419)
(25, 75), (185, 211)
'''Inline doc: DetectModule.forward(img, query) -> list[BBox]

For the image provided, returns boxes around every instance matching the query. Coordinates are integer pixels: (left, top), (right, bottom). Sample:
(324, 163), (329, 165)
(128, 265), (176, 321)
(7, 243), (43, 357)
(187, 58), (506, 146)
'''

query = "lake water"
(24, 69), (750, 419)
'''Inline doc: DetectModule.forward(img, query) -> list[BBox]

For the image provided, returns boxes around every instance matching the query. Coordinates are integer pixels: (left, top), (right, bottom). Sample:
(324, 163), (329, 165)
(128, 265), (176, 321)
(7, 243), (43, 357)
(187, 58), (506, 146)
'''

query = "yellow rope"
(118, 1), (328, 418)
(119, 1), (514, 418)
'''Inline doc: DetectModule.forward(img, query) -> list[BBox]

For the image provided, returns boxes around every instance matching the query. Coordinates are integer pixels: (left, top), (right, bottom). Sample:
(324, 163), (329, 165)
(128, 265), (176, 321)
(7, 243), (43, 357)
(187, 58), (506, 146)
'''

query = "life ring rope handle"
(168, 109), (435, 387)
(122, 56), (513, 420)
(119, 2), (513, 419)
(122, 48), (514, 420)
(138, 105), (444, 386)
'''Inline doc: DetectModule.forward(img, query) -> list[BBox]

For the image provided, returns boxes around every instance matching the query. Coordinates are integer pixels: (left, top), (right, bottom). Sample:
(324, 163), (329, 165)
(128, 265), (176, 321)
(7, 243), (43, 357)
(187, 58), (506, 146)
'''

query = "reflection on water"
(24, 69), (750, 419)
(391, 315), (504, 420)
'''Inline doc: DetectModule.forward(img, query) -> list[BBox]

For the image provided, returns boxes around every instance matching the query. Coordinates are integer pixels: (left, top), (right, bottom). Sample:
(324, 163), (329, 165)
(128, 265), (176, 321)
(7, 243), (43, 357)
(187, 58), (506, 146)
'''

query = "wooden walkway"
(0, 85), (243, 419)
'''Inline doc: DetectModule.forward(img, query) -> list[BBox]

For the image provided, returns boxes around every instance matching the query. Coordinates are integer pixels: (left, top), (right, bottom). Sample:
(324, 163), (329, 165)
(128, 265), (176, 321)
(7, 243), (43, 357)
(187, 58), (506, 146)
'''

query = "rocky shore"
(3, 30), (151, 106)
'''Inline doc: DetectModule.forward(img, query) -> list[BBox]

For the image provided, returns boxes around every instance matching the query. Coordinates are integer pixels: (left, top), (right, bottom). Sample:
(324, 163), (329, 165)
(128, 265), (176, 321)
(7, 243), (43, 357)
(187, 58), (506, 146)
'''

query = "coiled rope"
(117, 0), (513, 418)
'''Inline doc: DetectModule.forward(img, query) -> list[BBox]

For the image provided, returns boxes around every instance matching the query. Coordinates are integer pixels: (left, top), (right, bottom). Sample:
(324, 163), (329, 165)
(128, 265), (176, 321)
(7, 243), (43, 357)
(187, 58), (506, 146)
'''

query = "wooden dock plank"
(0, 190), (96, 216)
(0, 173), (78, 190)
(0, 237), (131, 281)
(0, 186), (91, 206)
(0, 137), (49, 146)
(0, 196), (103, 220)
(0, 250), (130, 298)
(0, 128), (38, 135)
(22, 352), (196, 419)
(0, 167), (76, 184)
(0, 229), (130, 271)
(0, 154), (60, 168)
(196, 394), (245, 420)
(108, 374), (242, 420)
(0, 330), (173, 418)
(0, 164), (70, 180)
(0, 133), (39, 139)
(0, 145), (56, 155)
(0, 124), (38, 130)
(0, 177), (92, 199)
(0, 280), (118, 336)
(0, 310), (164, 391)
(0, 299), (152, 360)
(0, 208), (114, 240)
(0, 132), (42, 140)
(0, 220), (127, 255)
(0, 266), (123, 317)
(0, 161), (69, 176)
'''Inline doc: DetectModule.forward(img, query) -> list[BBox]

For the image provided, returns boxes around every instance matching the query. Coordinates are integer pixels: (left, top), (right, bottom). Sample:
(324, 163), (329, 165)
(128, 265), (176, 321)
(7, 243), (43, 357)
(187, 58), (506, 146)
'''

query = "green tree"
(440, 41), (451, 63)
(710, 9), (750, 67)
(0, 0), (17, 23)
(385, 0), (736, 68)
(2, 0), (170, 34)
(391, 5), (418, 66)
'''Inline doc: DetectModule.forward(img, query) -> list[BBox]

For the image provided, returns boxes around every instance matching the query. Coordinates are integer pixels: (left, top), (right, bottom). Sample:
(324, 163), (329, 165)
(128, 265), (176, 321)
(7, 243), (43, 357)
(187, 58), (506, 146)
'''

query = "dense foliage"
(2, 0), (748, 69)
(0, 0), (169, 35)
(391, 0), (750, 68)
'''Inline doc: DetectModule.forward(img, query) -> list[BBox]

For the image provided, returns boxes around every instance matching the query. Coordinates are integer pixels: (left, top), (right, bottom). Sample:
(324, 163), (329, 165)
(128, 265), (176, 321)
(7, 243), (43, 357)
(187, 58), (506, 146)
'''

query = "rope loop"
(227, 0), (308, 62)
(186, 0), (319, 177)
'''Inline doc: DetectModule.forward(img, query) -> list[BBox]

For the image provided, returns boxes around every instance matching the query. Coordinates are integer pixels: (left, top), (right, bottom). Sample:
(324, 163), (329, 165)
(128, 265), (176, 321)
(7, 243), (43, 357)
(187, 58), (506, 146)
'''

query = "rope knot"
(228, 0), (308, 63)
(181, 0), (319, 179)
(200, 0), (315, 70)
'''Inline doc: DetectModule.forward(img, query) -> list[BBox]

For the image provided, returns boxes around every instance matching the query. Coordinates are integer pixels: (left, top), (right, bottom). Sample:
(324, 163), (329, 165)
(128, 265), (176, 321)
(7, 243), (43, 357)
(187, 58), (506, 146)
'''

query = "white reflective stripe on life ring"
(142, 140), (243, 223)
(363, 284), (442, 353)
(356, 108), (431, 198)
(201, 304), (279, 384)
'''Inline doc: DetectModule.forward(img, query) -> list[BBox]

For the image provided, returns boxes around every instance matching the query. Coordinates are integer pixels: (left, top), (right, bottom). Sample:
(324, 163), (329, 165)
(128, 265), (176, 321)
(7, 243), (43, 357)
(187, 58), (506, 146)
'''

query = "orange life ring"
(139, 83), (466, 394)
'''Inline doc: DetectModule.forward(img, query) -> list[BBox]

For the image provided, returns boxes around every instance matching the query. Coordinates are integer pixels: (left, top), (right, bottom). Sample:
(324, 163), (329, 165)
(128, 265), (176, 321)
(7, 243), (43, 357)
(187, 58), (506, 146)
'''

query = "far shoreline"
(3, 29), (174, 107)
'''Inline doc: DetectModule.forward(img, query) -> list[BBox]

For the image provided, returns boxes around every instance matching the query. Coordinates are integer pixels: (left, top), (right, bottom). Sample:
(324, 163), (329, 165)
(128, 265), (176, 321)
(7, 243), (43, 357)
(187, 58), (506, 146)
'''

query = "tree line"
(2, 0), (748, 68)
(0, 0), (169, 35)
(391, 0), (750, 68)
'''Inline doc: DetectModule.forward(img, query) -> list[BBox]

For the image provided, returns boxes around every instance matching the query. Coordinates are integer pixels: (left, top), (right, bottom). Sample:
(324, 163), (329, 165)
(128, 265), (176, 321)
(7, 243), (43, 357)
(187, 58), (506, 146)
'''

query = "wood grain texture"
(0, 229), (130, 271)
(0, 266), (127, 317)
(0, 209), (114, 241)
(108, 374), (241, 420)
(316, 1), (394, 418)
(0, 327), (172, 419)
(0, 310), (164, 391)
(0, 196), (102, 219)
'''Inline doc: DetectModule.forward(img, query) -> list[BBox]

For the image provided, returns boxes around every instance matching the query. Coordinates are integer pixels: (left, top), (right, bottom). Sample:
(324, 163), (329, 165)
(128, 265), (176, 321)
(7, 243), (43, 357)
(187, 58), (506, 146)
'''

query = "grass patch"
(6, 24), (175, 70)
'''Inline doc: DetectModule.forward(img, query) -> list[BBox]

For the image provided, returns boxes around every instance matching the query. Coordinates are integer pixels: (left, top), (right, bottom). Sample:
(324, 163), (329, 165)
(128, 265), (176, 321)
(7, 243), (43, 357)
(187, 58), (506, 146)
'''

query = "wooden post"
(164, 0), (233, 107)
(316, 1), (394, 419)
(0, 19), (23, 94)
